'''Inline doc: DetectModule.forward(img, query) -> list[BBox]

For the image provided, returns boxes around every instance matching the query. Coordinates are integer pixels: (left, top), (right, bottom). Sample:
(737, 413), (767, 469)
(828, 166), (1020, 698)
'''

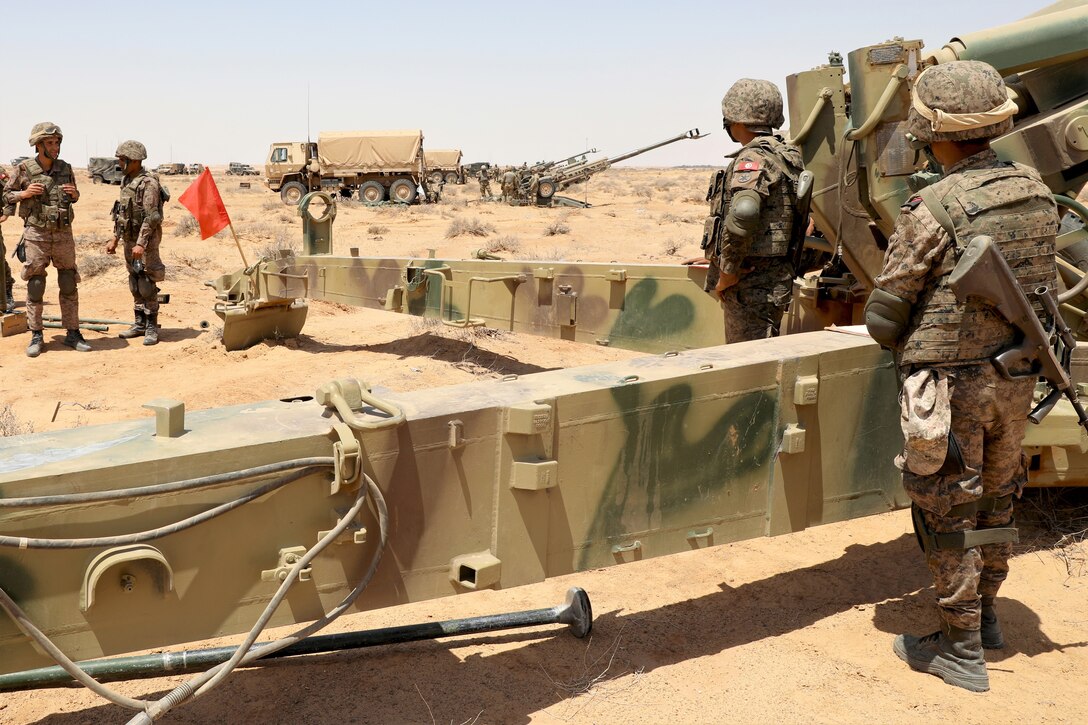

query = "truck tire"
(389, 179), (417, 204)
(428, 170), (444, 185)
(280, 182), (306, 206)
(537, 178), (556, 199)
(444, 172), (459, 185)
(359, 181), (386, 204)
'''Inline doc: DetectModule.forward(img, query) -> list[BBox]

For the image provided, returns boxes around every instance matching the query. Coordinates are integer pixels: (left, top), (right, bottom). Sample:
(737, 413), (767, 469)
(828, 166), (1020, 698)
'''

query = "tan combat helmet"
(115, 140), (148, 161)
(907, 60), (1018, 144)
(28, 122), (62, 146)
(721, 79), (784, 134)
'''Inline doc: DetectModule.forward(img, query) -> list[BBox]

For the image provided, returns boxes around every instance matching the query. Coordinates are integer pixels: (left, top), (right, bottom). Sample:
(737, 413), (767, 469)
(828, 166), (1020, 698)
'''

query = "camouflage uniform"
(501, 170), (516, 203)
(703, 79), (804, 342)
(477, 168), (492, 198)
(528, 172), (541, 204)
(867, 60), (1058, 692)
(0, 171), (15, 313)
(2, 156), (80, 331)
(113, 169), (166, 314)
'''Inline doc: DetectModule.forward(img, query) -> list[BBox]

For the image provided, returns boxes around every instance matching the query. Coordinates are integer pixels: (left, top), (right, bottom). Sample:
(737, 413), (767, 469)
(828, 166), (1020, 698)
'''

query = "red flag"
(177, 168), (231, 240)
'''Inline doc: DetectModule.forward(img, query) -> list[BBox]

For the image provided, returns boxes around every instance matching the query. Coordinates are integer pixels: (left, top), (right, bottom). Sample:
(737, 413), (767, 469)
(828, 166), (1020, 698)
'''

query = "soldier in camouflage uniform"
(2, 123), (90, 356)
(864, 60), (1059, 692)
(106, 140), (166, 346)
(501, 169), (517, 203)
(702, 79), (805, 342)
(0, 170), (15, 314)
(477, 165), (492, 199)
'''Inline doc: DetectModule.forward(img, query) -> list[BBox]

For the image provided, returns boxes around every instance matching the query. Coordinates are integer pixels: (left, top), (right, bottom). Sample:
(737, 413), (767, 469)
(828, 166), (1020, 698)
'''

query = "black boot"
(118, 309), (146, 339)
(143, 312), (159, 346)
(893, 621), (989, 692)
(26, 330), (43, 358)
(981, 598), (1004, 650)
(3, 282), (13, 314)
(63, 329), (91, 352)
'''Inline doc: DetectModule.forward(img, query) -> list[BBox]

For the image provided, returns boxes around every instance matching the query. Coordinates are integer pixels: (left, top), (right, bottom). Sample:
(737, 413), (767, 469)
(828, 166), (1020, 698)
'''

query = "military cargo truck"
(155, 163), (186, 176)
(87, 157), (123, 185)
(423, 149), (464, 185)
(227, 162), (260, 176)
(266, 130), (429, 205)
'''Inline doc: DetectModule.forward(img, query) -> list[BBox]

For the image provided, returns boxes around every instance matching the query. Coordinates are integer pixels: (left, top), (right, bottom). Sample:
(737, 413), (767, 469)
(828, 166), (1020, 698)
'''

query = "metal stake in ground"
(0, 587), (592, 691)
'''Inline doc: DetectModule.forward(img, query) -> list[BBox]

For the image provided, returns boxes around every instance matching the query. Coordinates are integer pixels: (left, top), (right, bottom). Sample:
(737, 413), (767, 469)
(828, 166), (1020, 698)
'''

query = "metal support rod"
(0, 587), (592, 691)
(42, 315), (129, 325)
(42, 321), (108, 332)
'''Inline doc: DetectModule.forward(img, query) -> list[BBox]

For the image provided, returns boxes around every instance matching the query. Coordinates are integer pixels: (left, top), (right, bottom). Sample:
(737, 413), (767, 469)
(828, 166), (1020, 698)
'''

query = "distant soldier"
(0, 170), (15, 314)
(528, 171), (541, 205)
(501, 169), (517, 203)
(107, 140), (166, 346)
(477, 165), (492, 199)
(2, 122), (89, 356)
(701, 79), (805, 342)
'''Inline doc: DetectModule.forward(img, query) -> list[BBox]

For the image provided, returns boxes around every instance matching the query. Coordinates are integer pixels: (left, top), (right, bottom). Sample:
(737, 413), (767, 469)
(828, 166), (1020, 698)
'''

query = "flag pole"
(227, 221), (249, 267)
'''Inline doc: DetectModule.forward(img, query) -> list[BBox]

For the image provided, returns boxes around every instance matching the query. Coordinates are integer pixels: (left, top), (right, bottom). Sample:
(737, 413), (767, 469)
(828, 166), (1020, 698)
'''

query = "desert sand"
(1, 168), (1086, 724)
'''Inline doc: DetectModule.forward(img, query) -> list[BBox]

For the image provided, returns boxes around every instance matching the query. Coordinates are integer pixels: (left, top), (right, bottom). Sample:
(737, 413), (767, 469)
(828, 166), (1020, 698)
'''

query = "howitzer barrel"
(602, 128), (705, 166)
(927, 4), (1088, 74)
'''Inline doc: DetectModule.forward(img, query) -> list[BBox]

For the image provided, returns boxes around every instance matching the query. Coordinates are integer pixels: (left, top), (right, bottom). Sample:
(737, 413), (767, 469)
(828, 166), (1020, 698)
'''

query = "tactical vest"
(17, 158), (75, 229)
(899, 162), (1059, 366)
(113, 172), (163, 239)
(703, 135), (803, 259)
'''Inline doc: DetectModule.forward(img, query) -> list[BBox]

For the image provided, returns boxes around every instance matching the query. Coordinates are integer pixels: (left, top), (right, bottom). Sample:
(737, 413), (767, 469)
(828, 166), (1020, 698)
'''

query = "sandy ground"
(1, 168), (1087, 724)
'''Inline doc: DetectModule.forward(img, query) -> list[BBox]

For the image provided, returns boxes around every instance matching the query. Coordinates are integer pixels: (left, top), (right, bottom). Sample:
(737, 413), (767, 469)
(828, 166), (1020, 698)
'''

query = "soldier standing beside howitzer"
(501, 167), (516, 203)
(0, 170), (15, 314)
(864, 61), (1061, 692)
(2, 123), (89, 356)
(702, 79), (806, 342)
(477, 164), (492, 199)
(106, 141), (166, 346)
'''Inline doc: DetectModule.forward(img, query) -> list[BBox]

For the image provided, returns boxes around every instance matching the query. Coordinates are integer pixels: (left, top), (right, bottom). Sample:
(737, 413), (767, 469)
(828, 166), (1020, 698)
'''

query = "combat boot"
(893, 621), (989, 692)
(3, 282), (14, 314)
(63, 329), (91, 352)
(118, 309), (146, 339)
(143, 313), (159, 346)
(981, 597), (1004, 650)
(26, 330), (43, 358)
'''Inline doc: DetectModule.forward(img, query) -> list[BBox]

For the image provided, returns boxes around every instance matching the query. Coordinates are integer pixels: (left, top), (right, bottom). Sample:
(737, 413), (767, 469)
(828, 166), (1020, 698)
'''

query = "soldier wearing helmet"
(477, 165), (492, 200)
(864, 60), (1059, 692)
(106, 140), (166, 346)
(1, 122), (90, 356)
(701, 78), (806, 342)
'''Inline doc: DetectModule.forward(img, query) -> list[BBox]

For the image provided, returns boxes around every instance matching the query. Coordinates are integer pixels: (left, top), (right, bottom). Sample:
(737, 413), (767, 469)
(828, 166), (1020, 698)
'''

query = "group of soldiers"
(709, 61), (1061, 693)
(1, 123), (166, 356)
(475, 163), (539, 205)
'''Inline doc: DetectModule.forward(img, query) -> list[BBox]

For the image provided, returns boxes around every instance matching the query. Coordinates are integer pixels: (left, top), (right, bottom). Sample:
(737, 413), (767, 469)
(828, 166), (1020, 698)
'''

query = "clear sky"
(0, 0), (1043, 169)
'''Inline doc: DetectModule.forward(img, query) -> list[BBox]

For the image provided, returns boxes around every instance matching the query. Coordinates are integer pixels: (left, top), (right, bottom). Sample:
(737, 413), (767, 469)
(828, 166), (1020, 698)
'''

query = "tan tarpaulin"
(317, 130), (423, 172)
(424, 149), (463, 169)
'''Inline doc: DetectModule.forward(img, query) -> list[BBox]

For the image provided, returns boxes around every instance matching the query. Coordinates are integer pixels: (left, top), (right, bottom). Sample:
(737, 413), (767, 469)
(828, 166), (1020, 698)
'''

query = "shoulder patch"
(736, 160), (761, 172)
(902, 196), (922, 211)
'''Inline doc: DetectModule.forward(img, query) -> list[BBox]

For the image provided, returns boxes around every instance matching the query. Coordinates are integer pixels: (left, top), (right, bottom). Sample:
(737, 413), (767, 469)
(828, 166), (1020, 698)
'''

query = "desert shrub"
(661, 239), (682, 256)
(0, 404), (33, 437)
(80, 253), (123, 279)
(485, 235), (521, 253)
(446, 217), (496, 238)
(175, 214), (198, 237)
(367, 225), (390, 235)
(632, 185), (653, 199)
(543, 218), (571, 236)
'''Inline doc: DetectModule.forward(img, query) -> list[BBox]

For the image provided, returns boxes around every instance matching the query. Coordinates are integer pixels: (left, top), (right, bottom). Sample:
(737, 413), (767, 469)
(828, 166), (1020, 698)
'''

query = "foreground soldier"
(702, 79), (805, 342)
(864, 60), (1059, 692)
(1, 123), (89, 356)
(106, 140), (166, 345)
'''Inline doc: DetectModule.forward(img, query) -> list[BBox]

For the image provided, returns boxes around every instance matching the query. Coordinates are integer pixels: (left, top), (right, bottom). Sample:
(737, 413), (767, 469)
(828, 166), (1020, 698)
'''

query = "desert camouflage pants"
(20, 225), (79, 330)
(479, 180), (491, 198)
(900, 362), (1034, 630)
(0, 235), (12, 289)
(719, 257), (794, 342)
(123, 229), (165, 313)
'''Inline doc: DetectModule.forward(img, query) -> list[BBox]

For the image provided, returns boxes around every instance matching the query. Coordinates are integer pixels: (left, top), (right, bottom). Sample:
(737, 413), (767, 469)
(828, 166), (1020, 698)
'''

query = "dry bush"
(367, 225), (390, 235)
(682, 193), (708, 205)
(632, 185), (654, 199)
(446, 216), (496, 238)
(74, 232), (109, 250)
(256, 228), (300, 259)
(661, 239), (682, 256)
(261, 199), (281, 211)
(653, 178), (675, 191)
(658, 213), (699, 225)
(80, 253), (123, 279)
(484, 235), (521, 254)
(543, 217), (571, 236)
(0, 404), (33, 437)
(175, 214), (198, 237)
(1016, 487), (1088, 577)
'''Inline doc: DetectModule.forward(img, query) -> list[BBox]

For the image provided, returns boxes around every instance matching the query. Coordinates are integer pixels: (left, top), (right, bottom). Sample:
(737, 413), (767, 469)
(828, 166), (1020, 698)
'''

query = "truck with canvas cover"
(87, 157), (123, 185)
(266, 130), (428, 206)
(424, 149), (464, 185)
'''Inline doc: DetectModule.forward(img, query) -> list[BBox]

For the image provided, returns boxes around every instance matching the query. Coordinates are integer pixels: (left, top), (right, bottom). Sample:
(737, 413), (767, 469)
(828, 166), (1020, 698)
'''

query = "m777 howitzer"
(526, 148), (597, 176)
(950, 235), (1088, 430)
(520, 128), (707, 207)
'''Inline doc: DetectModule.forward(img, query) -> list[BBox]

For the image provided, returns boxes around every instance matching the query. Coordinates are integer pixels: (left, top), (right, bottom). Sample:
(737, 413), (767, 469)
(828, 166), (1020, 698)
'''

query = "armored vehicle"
(1, 2), (1087, 722)
(87, 157), (123, 185)
(187, 163), (204, 175)
(424, 149), (464, 185)
(154, 162), (186, 176)
(227, 162), (260, 176)
(266, 130), (430, 205)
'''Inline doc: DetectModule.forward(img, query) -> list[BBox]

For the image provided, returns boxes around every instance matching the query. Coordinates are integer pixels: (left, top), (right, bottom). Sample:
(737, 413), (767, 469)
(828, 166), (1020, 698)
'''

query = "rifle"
(789, 170), (814, 276)
(948, 235), (1088, 429)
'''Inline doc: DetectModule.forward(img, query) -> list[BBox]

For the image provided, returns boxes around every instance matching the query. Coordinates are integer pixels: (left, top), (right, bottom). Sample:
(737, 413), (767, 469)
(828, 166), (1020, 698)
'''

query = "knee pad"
(128, 272), (139, 297)
(137, 275), (159, 302)
(26, 275), (46, 303)
(57, 269), (78, 295)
